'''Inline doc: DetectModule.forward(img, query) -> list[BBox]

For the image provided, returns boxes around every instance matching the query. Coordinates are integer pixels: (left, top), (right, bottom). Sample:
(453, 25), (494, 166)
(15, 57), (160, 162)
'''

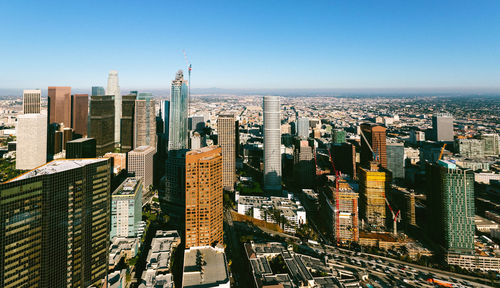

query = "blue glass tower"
(91, 86), (105, 96)
(168, 70), (188, 151)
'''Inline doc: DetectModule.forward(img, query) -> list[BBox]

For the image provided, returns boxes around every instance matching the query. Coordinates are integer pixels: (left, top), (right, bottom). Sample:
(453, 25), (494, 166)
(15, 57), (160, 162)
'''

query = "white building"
(107, 70), (121, 144)
(22, 89), (41, 114)
(111, 177), (143, 239)
(128, 146), (155, 190)
(263, 96), (281, 191)
(182, 245), (230, 288)
(16, 114), (46, 170)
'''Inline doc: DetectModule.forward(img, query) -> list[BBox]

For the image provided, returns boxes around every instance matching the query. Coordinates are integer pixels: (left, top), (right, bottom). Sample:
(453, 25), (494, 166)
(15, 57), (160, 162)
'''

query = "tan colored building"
(185, 146), (223, 248)
(48, 86), (71, 127)
(22, 89), (41, 114)
(359, 162), (392, 230)
(127, 146), (155, 190)
(217, 114), (236, 190)
(103, 152), (127, 174)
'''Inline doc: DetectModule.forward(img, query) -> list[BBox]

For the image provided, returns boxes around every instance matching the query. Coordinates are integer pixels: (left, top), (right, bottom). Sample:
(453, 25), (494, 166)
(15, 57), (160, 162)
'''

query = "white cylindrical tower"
(107, 70), (121, 144)
(263, 96), (281, 191)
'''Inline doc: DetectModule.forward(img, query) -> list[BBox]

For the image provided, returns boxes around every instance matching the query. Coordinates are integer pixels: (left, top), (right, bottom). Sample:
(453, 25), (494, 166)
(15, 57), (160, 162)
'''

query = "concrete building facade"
(107, 70), (121, 144)
(16, 114), (47, 170)
(263, 96), (281, 191)
(22, 89), (41, 114)
(217, 114), (236, 191)
(111, 177), (143, 239)
(127, 146), (155, 190)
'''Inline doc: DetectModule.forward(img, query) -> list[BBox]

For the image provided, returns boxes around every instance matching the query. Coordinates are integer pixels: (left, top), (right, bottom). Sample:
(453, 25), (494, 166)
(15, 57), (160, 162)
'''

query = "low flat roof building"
(182, 245), (230, 288)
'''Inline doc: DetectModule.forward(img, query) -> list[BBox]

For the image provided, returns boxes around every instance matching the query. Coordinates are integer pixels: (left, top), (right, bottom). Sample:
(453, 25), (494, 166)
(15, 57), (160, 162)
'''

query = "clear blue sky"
(1, 0), (499, 90)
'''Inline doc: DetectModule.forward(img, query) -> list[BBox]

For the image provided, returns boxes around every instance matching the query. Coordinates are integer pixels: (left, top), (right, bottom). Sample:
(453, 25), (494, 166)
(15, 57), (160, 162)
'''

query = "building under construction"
(387, 186), (416, 229)
(359, 161), (392, 230)
(360, 123), (387, 168)
(319, 177), (359, 243)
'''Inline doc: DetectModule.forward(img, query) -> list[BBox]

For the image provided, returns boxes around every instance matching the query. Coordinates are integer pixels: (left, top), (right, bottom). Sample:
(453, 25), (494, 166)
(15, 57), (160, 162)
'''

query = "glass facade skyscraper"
(168, 70), (188, 151)
(91, 86), (105, 96)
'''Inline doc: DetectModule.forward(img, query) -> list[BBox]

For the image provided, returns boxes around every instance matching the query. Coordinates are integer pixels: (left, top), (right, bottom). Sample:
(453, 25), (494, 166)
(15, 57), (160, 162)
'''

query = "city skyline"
(1, 1), (500, 90)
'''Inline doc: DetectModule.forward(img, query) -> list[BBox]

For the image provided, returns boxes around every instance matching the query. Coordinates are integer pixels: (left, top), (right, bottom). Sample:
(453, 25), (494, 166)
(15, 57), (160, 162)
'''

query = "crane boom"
(438, 143), (447, 161)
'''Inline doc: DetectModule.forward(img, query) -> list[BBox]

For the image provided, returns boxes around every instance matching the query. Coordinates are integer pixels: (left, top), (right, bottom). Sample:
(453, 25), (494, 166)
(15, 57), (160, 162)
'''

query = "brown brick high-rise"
(360, 123), (387, 168)
(71, 94), (88, 137)
(48, 86), (71, 127)
(217, 114), (236, 191)
(185, 146), (223, 248)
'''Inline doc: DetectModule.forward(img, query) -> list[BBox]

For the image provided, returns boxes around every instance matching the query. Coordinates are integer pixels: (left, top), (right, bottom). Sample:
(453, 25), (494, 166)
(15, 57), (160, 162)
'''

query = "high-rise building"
(218, 114), (236, 191)
(185, 146), (223, 248)
(409, 127), (425, 144)
(189, 131), (202, 150)
(62, 127), (73, 150)
(134, 92), (156, 149)
(332, 129), (346, 144)
(161, 100), (170, 150)
(427, 161), (475, 255)
(330, 142), (356, 178)
(66, 137), (97, 159)
(263, 96), (281, 191)
(107, 70), (121, 144)
(168, 70), (188, 151)
(111, 177), (143, 239)
(120, 94), (137, 153)
(22, 89), (41, 114)
(359, 162), (392, 229)
(71, 93), (88, 137)
(48, 86), (72, 128)
(16, 114), (47, 170)
(91, 86), (105, 96)
(432, 113), (454, 142)
(0, 158), (111, 288)
(293, 139), (315, 189)
(386, 142), (405, 180)
(188, 115), (205, 131)
(481, 133), (500, 156)
(456, 138), (484, 158)
(297, 117), (309, 139)
(127, 145), (155, 190)
(163, 149), (188, 223)
(89, 95), (115, 156)
(360, 123), (387, 168)
(319, 179), (359, 242)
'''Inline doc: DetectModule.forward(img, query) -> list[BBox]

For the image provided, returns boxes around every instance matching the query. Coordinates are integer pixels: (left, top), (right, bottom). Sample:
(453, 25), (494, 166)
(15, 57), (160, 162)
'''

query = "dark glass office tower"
(66, 138), (97, 158)
(71, 94), (89, 137)
(386, 142), (405, 180)
(168, 70), (188, 151)
(0, 158), (111, 288)
(120, 94), (137, 153)
(89, 95), (115, 156)
(91, 86), (105, 96)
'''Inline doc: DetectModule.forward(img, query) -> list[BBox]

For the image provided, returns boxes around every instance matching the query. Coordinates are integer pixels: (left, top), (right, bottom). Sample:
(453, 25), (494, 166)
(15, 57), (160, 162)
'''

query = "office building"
(360, 123), (387, 168)
(409, 128), (425, 144)
(188, 115), (205, 131)
(263, 96), (281, 191)
(481, 133), (499, 156)
(427, 161), (475, 255)
(432, 113), (454, 142)
(456, 138), (484, 158)
(120, 94), (137, 152)
(319, 179), (359, 242)
(16, 114), (47, 170)
(386, 142), (405, 180)
(297, 117), (309, 139)
(218, 114), (236, 190)
(89, 95), (115, 156)
(332, 129), (346, 144)
(330, 142), (356, 178)
(161, 100), (170, 152)
(71, 93), (88, 137)
(185, 146), (223, 248)
(163, 149), (188, 223)
(128, 145), (155, 190)
(66, 137), (96, 159)
(168, 70), (189, 151)
(134, 92), (156, 149)
(189, 131), (202, 150)
(359, 162), (392, 230)
(111, 177), (143, 239)
(0, 158), (111, 288)
(182, 246), (230, 288)
(48, 86), (72, 127)
(107, 70), (121, 144)
(293, 139), (315, 189)
(92, 86), (105, 96)
(22, 89), (41, 114)
(62, 127), (73, 150)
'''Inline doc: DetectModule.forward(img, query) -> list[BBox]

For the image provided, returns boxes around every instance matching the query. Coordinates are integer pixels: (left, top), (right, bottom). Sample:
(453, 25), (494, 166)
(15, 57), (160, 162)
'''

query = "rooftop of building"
(182, 245), (229, 288)
(130, 145), (155, 153)
(67, 137), (95, 143)
(113, 177), (142, 196)
(8, 158), (107, 182)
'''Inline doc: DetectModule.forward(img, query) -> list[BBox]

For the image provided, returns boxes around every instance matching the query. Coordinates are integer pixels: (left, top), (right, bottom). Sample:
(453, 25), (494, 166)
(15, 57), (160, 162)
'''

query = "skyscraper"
(107, 70), (121, 144)
(218, 114), (236, 191)
(134, 92), (156, 149)
(293, 139), (315, 189)
(185, 146), (223, 248)
(330, 142), (356, 178)
(386, 142), (405, 180)
(359, 162), (392, 229)
(48, 86), (72, 128)
(481, 133), (499, 156)
(127, 145), (155, 190)
(16, 114), (47, 170)
(297, 117), (309, 139)
(120, 94), (137, 153)
(111, 177), (143, 239)
(22, 89), (41, 114)
(89, 95), (115, 156)
(71, 93), (88, 137)
(332, 129), (346, 144)
(91, 86), (105, 96)
(263, 96), (282, 191)
(168, 70), (188, 151)
(162, 100), (170, 137)
(427, 161), (475, 254)
(66, 138), (97, 159)
(0, 158), (111, 288)
(432, 113), (454, 142)
(360, 123), (387, 168)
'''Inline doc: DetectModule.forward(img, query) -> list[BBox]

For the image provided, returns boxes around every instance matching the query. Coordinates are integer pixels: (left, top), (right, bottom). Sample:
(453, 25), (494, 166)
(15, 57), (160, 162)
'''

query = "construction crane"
(385, 197), (401, 236)
(183, 49), (192, 115)
(359, 128), (379, 162)
(438, 143), (447, 161)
